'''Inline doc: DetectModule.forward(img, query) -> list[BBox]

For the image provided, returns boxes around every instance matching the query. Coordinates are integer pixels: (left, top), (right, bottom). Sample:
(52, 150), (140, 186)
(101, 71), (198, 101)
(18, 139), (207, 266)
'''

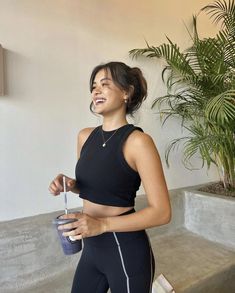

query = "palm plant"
(130, 0), (235, 191)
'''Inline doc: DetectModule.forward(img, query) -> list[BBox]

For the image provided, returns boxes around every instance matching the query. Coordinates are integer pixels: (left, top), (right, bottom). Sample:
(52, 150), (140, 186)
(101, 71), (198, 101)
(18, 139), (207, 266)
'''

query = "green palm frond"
(187, 37), (228, 78)
(216, 29), (235, 66)
(201, 0), (235, 29)
(130, 38), (196, 81)
(177, 123), (234, 169)
(202, 1), (235, 66)
(164, 136), (187, 167)
(205, 90), (235, 124)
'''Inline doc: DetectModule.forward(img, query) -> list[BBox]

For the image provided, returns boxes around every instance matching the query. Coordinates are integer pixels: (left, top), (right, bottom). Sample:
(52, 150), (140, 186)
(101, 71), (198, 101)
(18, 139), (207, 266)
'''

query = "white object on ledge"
(152, 274), (175, 293)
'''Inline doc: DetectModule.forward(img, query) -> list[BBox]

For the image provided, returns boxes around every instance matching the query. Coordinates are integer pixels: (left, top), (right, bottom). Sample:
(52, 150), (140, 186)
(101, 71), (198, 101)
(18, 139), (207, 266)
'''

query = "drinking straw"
(63, 176), (68, 215)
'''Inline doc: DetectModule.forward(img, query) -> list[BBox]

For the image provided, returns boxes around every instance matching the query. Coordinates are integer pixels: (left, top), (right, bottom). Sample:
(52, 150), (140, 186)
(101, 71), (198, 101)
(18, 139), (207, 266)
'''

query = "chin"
(94, 108), (104, 114)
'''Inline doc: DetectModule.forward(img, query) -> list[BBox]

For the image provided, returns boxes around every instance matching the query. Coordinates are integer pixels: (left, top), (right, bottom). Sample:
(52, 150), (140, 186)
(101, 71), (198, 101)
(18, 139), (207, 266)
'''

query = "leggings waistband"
(83, 208), (146, 247)
(118, 208), (135, 216)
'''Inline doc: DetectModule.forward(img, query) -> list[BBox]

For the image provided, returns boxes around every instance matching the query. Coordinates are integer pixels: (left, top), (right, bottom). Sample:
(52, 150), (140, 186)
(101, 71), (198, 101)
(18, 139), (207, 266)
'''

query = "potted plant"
(130, 0), (235, 196)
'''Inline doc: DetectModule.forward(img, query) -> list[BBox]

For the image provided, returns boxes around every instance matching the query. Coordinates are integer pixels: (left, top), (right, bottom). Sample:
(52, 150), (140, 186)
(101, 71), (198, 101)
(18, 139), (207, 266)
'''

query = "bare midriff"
(82, 199), (134, 218)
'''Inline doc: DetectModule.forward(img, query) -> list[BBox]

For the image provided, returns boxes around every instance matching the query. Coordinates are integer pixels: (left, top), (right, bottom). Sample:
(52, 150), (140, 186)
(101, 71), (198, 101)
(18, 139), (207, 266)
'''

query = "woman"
(49, 61), (171, 293)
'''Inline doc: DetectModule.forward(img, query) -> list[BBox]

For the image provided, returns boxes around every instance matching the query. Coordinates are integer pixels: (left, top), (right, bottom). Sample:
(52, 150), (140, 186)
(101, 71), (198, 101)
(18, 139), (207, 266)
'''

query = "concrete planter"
(184, 186), (235, 249)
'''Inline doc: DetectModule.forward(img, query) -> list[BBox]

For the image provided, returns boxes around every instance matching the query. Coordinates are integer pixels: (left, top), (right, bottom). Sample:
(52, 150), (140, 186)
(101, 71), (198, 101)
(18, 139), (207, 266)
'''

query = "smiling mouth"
(94, 98), (106, 106)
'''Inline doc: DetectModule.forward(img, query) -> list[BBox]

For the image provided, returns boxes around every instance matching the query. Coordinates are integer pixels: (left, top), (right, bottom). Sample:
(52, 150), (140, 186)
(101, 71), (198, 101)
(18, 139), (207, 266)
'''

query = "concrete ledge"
(1, 187), (235, 292)
(0, 210), (79, 292)
(184, 189), (235, 249)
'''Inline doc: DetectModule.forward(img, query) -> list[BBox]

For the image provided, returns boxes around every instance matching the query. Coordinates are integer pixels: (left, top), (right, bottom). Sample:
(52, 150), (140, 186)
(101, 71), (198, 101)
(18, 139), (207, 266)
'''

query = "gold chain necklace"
(101, 127), (119, 147)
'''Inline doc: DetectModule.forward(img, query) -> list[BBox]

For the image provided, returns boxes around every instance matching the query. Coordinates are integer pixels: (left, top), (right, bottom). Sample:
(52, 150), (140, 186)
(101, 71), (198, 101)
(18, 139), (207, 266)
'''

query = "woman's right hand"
(49, 174), (76, 196)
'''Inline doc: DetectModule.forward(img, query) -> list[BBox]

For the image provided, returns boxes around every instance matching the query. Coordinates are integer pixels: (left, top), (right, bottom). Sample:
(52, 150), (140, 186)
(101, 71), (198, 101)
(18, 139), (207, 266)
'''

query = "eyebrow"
(92, 77), (112, 85)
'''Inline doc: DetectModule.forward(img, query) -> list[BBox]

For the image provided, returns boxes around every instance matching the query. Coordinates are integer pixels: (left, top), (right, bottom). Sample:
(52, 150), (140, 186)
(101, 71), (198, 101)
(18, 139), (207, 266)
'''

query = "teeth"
(95, 98), (106, 105)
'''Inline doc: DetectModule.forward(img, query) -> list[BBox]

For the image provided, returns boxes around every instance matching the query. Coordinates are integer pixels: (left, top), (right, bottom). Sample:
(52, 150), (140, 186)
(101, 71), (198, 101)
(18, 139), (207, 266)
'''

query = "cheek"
(112, 89), (125, 101)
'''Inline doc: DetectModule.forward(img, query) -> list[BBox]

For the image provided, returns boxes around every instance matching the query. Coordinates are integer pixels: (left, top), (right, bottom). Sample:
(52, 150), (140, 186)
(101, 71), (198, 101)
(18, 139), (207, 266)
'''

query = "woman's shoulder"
(78, 127), (96, 137)
(124, 127), (157, 158)
(124, 128), (158, 167)
(129, 127), (155, 147)
(77, 127), (96, 146)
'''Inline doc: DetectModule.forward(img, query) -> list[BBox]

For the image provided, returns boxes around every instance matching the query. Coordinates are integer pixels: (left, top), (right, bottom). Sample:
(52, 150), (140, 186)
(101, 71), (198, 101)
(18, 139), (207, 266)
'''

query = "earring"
(124, 99), (128, 104)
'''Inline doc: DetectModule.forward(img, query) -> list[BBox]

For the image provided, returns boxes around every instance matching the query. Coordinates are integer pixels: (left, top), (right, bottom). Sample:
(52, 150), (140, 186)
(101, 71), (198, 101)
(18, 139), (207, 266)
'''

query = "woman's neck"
(101, 116), (128, 131)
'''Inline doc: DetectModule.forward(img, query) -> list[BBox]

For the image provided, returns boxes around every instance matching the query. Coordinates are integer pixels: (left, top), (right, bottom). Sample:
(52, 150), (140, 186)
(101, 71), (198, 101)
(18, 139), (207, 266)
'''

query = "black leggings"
(71, 209), (155, 293)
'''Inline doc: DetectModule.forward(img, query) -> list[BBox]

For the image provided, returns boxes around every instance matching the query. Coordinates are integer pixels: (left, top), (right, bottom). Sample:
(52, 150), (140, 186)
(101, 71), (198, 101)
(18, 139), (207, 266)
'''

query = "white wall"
(0, 0), (219, 221)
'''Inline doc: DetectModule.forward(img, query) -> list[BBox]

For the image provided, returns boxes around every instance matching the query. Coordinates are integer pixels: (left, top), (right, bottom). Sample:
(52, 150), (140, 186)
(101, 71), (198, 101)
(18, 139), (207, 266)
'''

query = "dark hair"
(89, 62), (147, 115)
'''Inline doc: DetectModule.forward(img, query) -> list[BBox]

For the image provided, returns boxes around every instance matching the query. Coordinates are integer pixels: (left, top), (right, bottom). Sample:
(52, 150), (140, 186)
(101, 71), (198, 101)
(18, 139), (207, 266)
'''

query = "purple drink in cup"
(53, 216), (82, 255)
(53, 176), (82, 255)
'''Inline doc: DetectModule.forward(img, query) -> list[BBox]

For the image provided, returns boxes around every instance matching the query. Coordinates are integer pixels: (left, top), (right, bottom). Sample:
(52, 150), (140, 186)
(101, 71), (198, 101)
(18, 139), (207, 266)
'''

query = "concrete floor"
(151, 229), (235, 293)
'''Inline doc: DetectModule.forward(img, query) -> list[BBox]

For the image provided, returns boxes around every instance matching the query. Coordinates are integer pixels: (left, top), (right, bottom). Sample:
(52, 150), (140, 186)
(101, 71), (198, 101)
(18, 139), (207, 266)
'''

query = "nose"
(92, 85), (102, 96)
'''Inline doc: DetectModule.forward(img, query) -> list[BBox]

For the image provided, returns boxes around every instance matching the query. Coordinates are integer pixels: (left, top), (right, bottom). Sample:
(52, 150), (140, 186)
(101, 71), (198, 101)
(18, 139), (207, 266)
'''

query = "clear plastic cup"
(53, 215), (82, 255)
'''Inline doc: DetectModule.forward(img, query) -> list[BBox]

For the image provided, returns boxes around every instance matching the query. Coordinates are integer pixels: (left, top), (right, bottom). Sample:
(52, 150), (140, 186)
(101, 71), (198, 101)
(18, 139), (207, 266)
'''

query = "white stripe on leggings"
(149, 247), (153, 293)
(147, 235), (154, 293)
(113, 232), (130, 293)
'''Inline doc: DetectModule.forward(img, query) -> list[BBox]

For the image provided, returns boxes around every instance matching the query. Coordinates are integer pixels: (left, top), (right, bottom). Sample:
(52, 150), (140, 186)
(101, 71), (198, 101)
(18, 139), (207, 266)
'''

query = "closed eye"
(91, 84), (108, 92)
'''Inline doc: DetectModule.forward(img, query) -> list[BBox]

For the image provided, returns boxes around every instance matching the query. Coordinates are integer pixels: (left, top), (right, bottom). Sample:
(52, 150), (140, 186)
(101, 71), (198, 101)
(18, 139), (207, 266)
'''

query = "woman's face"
(91, 69), (127, 116)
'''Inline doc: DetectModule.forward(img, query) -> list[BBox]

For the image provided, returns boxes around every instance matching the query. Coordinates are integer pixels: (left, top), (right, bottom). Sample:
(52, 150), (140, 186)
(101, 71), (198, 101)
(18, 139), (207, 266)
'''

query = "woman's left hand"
(58, 213), (107, 240)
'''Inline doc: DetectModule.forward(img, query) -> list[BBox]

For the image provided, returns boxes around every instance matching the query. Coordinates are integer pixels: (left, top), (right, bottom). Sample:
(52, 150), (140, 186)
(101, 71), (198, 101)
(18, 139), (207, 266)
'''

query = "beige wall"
(0, 0), (218, 221)
(0, 44), (3, 95)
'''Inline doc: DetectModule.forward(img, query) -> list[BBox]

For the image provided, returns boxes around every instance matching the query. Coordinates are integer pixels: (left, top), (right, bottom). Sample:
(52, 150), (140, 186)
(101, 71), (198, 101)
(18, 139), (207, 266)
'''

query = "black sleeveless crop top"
(75, 124), (143, 207)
